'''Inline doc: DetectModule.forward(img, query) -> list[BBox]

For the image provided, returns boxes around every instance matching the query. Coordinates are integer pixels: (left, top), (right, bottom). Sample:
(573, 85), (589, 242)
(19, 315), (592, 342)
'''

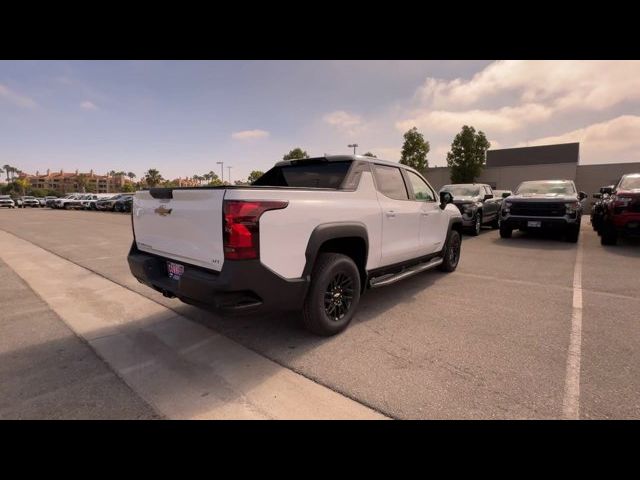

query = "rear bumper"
(127, 242), (309, 315)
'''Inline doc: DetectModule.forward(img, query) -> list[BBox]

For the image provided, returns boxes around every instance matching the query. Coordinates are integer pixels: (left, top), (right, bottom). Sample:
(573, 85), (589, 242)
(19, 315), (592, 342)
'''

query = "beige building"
(27, 169), (133, 194)
(424, 143), (640, 210)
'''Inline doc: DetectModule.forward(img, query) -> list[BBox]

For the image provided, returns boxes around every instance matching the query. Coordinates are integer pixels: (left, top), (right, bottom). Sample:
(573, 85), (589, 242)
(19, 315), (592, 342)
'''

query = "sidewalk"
(0, 259), (159, 419)
(0, 230), (387, 419)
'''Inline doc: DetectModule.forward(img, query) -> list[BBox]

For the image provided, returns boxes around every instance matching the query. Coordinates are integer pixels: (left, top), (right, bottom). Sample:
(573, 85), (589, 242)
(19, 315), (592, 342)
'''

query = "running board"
(369, 257), (444, 288)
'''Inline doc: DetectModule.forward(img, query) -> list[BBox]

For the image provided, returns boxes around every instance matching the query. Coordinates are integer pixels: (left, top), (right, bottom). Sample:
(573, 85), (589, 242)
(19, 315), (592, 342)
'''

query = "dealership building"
(423, 142), (640, 206)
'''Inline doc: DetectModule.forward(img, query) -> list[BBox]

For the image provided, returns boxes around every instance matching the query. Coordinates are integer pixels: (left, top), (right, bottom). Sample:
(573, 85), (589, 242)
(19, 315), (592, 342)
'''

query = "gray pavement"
(1, 208), (639, 419)
(0, 257), (159, 419)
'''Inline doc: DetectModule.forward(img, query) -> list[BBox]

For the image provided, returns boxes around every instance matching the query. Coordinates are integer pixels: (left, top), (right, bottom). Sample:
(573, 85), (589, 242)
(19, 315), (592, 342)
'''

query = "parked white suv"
(128, 155), (463, 335)
(0, 195), (16, 208)
(53, 194), (82, 209)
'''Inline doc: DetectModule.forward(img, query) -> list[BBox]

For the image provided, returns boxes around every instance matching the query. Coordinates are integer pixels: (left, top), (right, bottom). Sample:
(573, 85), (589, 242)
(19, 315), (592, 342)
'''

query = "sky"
(2, 60), (640, 183)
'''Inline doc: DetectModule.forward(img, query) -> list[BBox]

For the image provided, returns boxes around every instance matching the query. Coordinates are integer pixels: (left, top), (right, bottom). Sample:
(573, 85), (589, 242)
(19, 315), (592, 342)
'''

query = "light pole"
(348, 143), (358, 155)
(227, 166), (232, 184)
(217, 161), (224, 183)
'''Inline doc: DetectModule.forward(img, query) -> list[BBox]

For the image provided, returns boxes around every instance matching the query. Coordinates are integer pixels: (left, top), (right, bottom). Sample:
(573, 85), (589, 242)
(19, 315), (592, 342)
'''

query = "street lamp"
(216, 161), (224, 183)
(348, 144), (359, 155)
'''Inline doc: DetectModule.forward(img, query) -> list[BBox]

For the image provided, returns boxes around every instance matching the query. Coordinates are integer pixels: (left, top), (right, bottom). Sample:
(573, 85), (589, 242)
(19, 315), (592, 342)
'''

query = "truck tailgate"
(132, 189), (225, 271)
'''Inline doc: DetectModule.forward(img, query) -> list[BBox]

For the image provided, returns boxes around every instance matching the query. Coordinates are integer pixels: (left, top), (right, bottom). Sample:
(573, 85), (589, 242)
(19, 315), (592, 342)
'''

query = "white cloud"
(367, 147), (401, 161)
(518, 115), (640, 164)
(0, 84), (37, 108)
(397, 103), (553, 134)
(322, 110), (363, 135)
(391, 60), (640, 165)
(415, 60), (640, 113)
(231, 129), (270, 140)
(80, 100), (98, 110)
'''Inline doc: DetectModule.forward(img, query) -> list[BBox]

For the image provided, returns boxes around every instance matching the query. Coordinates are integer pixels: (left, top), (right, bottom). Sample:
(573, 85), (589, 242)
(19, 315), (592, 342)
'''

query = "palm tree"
(144, 169), (163, 187)
(3, 165), (10, 182)
(127, 172), (136, 181)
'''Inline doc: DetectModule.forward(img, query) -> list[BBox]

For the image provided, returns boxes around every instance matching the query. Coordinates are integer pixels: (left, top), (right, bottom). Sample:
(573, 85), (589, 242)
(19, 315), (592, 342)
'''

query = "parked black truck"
(499, 180), (587, 243)
(439, 183), (504, 235)
(590, 185), (615, 234)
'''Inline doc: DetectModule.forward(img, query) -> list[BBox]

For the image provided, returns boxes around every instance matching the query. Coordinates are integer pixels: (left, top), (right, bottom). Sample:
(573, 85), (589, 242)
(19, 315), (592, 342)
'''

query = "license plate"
(167, 261), (184, 280)
(527, 221), (542, 228)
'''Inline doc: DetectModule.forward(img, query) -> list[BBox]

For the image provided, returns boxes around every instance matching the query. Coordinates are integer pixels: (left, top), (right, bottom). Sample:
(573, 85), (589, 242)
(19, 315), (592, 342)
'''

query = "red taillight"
(223, 200), (288, 260)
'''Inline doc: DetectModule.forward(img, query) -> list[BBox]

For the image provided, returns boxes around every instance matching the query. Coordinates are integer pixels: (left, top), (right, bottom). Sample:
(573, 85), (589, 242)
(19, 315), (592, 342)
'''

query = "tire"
(601, 224), (618, 246)
(470, 213), (482, 236)
(63, 203), (69, 210)
(114, 203), (122, 212)
(565, 226), (580, 243)
(500, 224), (513, 238)
(438, 229), (461, 272)
(302, 253), (361, 336)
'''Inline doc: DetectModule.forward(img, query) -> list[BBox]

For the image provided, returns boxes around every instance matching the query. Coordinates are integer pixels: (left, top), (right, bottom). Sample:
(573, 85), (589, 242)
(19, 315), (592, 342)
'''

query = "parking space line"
(562, 234), (584, 420)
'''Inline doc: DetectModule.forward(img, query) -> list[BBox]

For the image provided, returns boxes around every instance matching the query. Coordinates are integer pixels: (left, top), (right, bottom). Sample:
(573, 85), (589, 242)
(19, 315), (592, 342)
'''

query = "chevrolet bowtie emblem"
(154, 206), (173, 216)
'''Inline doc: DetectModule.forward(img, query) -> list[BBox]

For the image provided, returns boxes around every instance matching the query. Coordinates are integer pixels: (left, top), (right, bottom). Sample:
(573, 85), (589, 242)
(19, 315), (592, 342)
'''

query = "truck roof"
(274, 154), (421, 174)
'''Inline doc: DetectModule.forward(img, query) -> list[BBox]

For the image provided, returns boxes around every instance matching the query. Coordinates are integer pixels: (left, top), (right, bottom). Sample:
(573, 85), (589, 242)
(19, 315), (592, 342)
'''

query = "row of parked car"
(443, 173), (640, 246)
(590, 173), (640, 246)
(0, 193), (134, 212)
(439, 179), (587, 242)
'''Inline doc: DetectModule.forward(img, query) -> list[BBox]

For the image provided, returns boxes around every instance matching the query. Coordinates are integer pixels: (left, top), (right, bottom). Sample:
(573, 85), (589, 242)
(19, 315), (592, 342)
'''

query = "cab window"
(406, 171), (436, 202)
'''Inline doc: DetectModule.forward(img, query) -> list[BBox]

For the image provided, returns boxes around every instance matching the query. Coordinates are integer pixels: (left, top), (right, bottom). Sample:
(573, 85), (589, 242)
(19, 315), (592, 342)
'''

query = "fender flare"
(303, 222), (369, 278)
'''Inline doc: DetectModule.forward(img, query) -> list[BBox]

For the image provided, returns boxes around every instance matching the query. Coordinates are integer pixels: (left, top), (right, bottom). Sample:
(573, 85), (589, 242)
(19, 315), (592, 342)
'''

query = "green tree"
(446, 125), (491, 183)
(144, 168), (164, 187)
(283, 148), (309, 160)
(120, 183), (135, 193)
(362, 152), (377, 158)
(127, 172), (136, 181)
(15, 178), (30, 195)
(76, 173), (89, 193)
(400, 127), (430, 172)
(247, 170), (264, 183)
(205, 171), (221, 185)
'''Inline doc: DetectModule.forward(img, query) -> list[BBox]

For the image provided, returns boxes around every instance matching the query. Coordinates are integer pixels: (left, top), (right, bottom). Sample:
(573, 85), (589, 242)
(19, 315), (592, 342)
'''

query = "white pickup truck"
(128, 155), (463, 335)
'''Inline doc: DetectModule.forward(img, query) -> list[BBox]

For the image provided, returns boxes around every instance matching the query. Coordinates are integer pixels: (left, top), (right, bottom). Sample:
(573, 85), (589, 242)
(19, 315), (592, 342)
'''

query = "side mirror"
(501, 192), (510, 198)
(483, 194), (493, 200)
(439, 191), (453, 210)
(593, 193), (602, 199)
(578, 191), (587, 201)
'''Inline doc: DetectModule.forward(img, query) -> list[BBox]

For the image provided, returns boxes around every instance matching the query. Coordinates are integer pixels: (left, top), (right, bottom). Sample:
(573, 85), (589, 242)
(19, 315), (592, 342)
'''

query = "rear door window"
(372, 164), (409, 200)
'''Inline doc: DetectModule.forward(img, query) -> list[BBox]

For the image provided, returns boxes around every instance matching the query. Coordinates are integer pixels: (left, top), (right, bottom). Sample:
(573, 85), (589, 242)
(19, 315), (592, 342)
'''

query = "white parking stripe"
(562, 234), (584, 419)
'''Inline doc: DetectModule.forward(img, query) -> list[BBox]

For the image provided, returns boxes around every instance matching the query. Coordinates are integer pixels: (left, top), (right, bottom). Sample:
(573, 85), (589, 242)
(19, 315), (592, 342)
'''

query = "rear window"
(252, 161), (352, 188)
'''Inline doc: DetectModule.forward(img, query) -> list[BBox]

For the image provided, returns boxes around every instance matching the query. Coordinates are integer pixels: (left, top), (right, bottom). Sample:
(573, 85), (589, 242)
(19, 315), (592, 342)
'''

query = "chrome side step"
(369, 257), (444, 288)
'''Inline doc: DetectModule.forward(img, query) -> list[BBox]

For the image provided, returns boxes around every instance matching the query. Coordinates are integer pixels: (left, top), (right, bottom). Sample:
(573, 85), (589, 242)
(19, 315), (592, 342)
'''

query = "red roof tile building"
(26, 169), (134, 194)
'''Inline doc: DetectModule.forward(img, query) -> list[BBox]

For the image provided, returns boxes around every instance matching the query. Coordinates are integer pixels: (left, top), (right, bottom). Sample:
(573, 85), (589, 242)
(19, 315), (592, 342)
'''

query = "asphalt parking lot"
(1, 208), (639, 419)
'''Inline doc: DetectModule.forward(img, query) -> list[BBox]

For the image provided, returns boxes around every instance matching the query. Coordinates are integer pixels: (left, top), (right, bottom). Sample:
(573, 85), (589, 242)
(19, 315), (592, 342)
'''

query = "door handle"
(386, 210), (396, 218)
